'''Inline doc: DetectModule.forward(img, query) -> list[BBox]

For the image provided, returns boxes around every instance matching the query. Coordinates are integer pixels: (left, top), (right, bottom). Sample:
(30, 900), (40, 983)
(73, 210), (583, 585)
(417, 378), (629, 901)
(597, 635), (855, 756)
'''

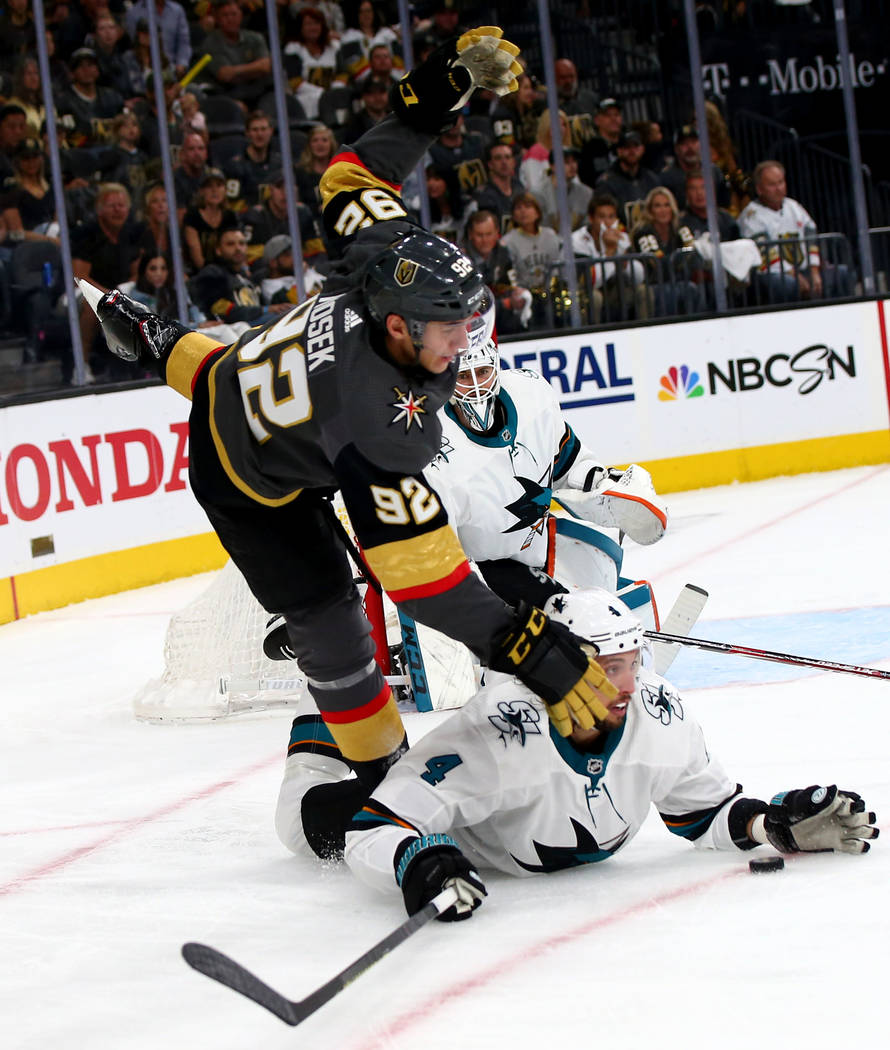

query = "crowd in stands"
(0, 0), (858, 392)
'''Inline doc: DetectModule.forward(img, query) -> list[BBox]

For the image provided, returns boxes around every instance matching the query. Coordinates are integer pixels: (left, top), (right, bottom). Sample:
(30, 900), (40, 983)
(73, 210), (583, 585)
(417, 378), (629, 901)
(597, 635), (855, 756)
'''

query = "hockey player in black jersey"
(85, 28), (619, 791)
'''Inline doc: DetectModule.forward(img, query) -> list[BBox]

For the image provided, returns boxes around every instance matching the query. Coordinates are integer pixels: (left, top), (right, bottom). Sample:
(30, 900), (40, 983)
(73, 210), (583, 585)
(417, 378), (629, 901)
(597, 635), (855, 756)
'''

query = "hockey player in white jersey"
(426, 324), (668, 618)
(276, 588), (877, 921)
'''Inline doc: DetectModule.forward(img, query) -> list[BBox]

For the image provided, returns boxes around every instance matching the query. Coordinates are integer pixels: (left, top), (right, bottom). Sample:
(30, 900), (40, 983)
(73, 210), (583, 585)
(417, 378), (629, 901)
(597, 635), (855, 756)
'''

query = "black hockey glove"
(396, 834), (487, 922)
(751, 785), (878, 855)
(490, 603), (618, 736)
(95, 288), (190, 376)
(264, 614), (296, 661)
(391, 26), (522, 134)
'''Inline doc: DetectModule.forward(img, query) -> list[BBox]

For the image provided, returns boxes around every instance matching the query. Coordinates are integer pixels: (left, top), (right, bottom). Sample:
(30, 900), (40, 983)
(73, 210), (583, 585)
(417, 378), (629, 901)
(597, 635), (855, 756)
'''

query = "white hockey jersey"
(427, 368), (615, 582)
(344, 667), (743, 897)
(737, 196), (821, 273)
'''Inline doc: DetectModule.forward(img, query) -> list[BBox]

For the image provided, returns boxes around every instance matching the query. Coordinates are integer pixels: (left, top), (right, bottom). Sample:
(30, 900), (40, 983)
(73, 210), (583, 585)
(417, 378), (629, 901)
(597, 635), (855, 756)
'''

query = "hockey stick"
(651, 584), (709, 675)
(644, 630), (890, 682)
(182, 887), (459, 1026)
(397, 608), (433, 712)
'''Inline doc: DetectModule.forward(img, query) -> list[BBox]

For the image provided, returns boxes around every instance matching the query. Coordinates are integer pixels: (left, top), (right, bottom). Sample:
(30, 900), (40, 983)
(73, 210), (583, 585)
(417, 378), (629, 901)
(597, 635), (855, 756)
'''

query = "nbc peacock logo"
(659, 365), (704, 401)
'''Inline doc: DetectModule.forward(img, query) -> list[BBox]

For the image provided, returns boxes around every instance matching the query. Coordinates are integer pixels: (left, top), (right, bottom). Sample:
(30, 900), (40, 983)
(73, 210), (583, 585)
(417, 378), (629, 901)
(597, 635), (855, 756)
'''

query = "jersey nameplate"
(306, 296), (337, 372)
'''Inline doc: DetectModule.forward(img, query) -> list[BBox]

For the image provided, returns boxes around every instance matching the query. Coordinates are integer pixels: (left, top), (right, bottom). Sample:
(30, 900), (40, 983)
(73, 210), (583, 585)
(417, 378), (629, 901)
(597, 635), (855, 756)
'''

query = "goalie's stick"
(182, 887), (458, 1026)
(651, 584), (709, 675)
(644, 630), (890, 682)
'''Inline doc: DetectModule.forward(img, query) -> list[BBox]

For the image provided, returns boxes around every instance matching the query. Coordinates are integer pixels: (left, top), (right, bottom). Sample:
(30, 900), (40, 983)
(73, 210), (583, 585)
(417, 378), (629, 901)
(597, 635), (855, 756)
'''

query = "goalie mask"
(544, 588), (644, 657)
(451, 326), (501, 433)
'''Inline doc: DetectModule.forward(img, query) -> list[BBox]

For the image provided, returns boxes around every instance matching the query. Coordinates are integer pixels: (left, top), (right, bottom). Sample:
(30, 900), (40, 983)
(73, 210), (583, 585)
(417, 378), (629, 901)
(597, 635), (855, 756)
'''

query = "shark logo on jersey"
(433, 435), (456, 464)
(389, 386), (428, 431)
(488, 699), (542, 747)
(512, 816), (629, 873)
(641, 683), (684, 725)
(503, 476), (553, 551)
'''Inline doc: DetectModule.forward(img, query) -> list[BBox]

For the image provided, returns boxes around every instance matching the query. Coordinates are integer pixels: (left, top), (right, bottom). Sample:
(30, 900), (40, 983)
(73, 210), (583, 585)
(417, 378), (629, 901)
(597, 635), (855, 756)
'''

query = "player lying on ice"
(427, 326), (669, 624)
(84, 28), (623, 791)
(276, 587), (878, 921)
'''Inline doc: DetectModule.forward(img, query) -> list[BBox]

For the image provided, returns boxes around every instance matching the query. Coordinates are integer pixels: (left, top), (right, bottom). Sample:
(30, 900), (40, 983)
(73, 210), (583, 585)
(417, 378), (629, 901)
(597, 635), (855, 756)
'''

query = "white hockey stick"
(651, 584), (709, 675)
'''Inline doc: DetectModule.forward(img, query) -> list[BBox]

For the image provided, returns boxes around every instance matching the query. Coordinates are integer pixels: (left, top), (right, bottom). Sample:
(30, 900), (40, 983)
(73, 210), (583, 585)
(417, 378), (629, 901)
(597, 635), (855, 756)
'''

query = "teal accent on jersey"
(286, 714), (341, 758)
(616, 576), (652, 611)
(552, 424), (581, 478)
(420, 753), (463, 785)
(511, 815), (618, 873)
(443, 390), (519, 448)
(554, 515), (624, 574)
(661, 810), (718, 839)
(548, 719), (626, 790)
(349, 799), (421, 835)
(771, 791), (789, 805)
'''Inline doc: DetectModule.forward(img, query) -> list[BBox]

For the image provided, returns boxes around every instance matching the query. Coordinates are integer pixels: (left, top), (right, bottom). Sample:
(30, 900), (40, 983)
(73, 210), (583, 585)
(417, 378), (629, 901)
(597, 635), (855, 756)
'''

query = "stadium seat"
(202, 96), (247, 137)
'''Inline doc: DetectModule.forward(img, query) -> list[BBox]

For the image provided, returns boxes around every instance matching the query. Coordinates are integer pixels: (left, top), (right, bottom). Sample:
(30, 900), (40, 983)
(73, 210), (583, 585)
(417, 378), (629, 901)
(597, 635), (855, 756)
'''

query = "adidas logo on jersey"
(344, 308), (363, 332)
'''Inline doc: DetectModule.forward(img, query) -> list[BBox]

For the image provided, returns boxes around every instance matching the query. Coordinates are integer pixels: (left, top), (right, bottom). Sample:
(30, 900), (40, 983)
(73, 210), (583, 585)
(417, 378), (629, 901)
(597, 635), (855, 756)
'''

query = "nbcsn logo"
(659, 365), (704, 401)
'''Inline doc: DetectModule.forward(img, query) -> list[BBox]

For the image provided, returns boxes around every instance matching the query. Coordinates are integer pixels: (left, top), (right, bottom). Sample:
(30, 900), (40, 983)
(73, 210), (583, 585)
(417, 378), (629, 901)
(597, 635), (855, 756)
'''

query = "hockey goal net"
(132, 563), (477, 723)
(132, 560), (310, 722)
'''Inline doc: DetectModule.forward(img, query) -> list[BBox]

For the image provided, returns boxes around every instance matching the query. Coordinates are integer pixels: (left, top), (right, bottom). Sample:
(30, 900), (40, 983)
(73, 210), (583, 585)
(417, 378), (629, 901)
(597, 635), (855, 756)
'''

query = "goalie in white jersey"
(276, 588), (877, 920)
(426, 325), (669, 619)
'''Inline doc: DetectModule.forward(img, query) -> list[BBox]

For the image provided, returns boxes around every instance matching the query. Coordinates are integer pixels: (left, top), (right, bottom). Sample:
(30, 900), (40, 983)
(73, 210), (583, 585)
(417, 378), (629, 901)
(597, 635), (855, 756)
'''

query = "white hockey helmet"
(544, 588), (644, 656)
(451, 324), (501, 433)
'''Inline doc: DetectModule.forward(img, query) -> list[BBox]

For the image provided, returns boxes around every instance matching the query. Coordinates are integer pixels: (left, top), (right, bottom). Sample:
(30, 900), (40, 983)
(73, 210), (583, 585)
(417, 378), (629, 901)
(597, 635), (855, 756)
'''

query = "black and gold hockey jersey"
(163, 114), (515, 660)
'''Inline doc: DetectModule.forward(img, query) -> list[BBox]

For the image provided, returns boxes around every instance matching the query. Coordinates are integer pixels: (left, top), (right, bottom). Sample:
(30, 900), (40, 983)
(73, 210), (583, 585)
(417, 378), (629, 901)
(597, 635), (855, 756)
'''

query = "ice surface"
(2, 465), (888, 1050)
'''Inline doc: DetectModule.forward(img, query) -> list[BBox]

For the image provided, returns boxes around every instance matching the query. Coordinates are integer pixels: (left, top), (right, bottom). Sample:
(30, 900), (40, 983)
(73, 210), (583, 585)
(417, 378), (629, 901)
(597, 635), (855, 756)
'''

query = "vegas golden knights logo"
(395, 259), (419, 286)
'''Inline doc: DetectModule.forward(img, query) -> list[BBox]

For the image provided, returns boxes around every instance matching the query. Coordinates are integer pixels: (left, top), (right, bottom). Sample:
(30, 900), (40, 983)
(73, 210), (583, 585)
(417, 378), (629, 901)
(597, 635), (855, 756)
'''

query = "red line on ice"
(353, 864), (750, 1049)
(356, 818), (888, 1050)
(659, 463), (888, 578)
(0, 752), (280, 897)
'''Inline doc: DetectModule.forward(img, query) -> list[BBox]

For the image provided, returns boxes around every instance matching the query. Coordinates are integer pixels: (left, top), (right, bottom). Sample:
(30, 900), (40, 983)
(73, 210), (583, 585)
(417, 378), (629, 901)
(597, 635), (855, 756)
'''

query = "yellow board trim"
(363, 524), (467, 592)
(1, 532), (227, 624)
(3, 430), (887, 625)
(638, 430), (890, 493)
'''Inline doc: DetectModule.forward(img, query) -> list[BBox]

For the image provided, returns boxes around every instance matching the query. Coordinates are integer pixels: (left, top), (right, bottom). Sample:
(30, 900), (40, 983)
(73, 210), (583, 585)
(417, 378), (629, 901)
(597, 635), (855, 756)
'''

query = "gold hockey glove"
(491, 604), (618, 736)
(392, 27), (521, 133)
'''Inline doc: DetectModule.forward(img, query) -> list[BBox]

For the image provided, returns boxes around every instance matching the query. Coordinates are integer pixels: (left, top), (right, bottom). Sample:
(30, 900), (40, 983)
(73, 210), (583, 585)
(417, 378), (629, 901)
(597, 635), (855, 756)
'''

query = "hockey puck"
(749, 856), (785, 874)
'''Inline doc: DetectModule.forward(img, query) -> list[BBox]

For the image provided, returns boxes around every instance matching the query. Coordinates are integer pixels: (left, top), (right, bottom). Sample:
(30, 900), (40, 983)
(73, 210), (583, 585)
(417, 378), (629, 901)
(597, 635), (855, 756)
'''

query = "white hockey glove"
(392, 27), (521, 133)
(562, 463), (668, 546)
(750, 785), (878, 855)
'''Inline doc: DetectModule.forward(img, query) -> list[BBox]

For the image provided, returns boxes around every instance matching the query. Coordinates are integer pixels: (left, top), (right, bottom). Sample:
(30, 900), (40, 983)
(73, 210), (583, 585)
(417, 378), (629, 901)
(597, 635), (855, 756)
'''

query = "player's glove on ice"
(396, 835), (487, 921)
(392, 26), (522, 133)
(490, 603), (618, 736)
(750, 785), (878, 854)
(96, 289), (190, 375)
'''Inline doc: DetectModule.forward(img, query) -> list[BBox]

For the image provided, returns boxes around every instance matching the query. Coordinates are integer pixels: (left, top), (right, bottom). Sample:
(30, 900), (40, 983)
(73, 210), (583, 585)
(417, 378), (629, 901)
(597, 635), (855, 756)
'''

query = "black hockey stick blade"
(644, 630), (890, 681)
(182, 887), (458, 1026)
